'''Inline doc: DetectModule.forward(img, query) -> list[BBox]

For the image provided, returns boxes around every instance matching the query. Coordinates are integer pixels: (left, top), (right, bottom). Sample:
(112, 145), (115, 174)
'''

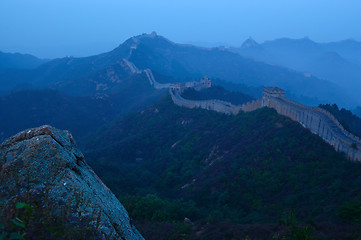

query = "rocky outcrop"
(0, 125), (144, 240)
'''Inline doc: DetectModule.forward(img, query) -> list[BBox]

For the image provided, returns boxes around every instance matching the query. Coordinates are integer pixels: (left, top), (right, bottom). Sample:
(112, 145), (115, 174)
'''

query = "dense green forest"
(319, 103), (361, 137)
(0, 73), (166, 142)
(82, 96), (361, 239)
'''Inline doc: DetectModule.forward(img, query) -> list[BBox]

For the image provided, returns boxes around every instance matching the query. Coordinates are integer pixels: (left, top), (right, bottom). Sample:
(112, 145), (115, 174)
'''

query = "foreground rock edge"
(0, 125), (144, 240)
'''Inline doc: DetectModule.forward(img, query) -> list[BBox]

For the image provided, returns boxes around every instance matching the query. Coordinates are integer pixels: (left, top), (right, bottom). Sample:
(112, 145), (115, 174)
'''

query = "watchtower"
(200, 76), (212, 88)
(262, 87), (285, 107)
(263, 87), (285, 98)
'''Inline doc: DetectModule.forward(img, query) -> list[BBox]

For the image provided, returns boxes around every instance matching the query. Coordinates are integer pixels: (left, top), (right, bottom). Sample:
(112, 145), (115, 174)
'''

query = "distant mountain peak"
(134, 31), (163, 40)
(149, 31), (157, 38)
(133, 31), (158, 40)
(241, 37), (260, 48)
(0, 51), (49, 70)
(121, 32), (175, 47)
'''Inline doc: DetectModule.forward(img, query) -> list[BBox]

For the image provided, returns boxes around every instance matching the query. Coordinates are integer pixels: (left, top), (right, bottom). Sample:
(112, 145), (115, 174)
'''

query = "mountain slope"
(233, 37), (361, 107)
(0, 72), (166, 142)
(0, 51), (48, 70)
(354, 107), (361, 118)
(0, 33), (351, 107)
(0, 59), (138, 96)
(82, 96), (361, 227)
(230, 37), (270, 62)
(122, 34), (347, 106)
(323, 39), (361, 66)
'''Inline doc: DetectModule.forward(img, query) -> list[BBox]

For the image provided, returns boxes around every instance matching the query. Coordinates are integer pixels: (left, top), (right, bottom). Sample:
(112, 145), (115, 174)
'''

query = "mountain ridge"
(0, 72), (167, 143)
(232, 37), (361, 107)
(0, 51), (49, 71)
(0, 33), (354, 107)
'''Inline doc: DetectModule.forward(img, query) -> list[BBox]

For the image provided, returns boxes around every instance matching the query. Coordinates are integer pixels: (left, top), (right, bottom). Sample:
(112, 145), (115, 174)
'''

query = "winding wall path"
(170, 88), (242, 115)
(144, 69), (171, 89)
(262, 92), (361, 161)
(129, 58), (361, 161)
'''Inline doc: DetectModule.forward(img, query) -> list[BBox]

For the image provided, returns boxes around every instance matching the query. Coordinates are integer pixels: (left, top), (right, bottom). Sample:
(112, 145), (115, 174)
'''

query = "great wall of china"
(169, 84), (262, 115)
(122, 57), (361, 161)
(261, 87), (361, 162)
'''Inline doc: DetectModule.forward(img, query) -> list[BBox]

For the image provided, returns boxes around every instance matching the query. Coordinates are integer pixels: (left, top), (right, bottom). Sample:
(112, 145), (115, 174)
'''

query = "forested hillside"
(82, 96), (361, 239)
(0, 51), (48, 70)
(0, 73), (166, 142)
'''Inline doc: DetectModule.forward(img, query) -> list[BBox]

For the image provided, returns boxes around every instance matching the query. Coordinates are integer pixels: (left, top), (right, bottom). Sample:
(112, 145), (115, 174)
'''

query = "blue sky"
(1, 0), (360, 58)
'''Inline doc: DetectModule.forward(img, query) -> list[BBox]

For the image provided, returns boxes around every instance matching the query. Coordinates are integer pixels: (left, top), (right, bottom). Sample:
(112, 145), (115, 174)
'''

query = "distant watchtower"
(263, 87), (285, 98)
(200, 76), (212, 88)
(262, 87), (285, 107)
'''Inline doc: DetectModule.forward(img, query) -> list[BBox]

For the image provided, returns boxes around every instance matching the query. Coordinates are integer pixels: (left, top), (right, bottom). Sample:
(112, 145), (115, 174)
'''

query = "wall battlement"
(263, 87), (285, 98)
(138, 62), (361, 161)
(261, 87), (361, 161)
(170, 83), (361, 161)
(170, 88), (241, 115)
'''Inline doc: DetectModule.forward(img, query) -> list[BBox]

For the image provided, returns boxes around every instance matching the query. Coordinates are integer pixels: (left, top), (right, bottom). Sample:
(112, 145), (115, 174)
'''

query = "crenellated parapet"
(240, 99), (262, 112)
(134, 58), (361, 161)
(170, 88), (241, 115)
(261, 87), (361, 161)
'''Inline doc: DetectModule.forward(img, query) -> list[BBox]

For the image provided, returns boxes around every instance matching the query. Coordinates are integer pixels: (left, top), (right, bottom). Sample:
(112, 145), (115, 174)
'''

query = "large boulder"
(0, 125), (144, 240)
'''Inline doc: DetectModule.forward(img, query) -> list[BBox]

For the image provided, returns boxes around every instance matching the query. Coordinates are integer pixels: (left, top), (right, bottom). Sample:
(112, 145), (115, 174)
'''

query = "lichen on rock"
(0, 125), (144, 240)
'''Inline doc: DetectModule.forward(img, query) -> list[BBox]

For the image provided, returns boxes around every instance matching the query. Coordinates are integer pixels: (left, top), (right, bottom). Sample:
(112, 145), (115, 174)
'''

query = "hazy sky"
(1, 0), (360, 58)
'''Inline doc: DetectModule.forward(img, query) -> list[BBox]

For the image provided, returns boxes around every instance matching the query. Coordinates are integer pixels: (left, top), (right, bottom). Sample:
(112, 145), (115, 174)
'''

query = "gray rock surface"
(0, 125), (144, 240)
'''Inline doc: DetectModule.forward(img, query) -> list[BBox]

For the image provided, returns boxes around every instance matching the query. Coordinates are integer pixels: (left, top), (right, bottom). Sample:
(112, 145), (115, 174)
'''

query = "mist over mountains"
(0, 51), (49, 71)
(232, 37), (361, 107)
(1, 32), (360, 139)
(1, 32), (361, 239)
(0, 33), (361, 108)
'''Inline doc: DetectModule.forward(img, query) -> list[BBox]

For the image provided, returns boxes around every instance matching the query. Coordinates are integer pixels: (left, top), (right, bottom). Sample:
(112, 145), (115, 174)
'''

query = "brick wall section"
(170, 88), (241, 115)
(240, 99), (262, 112)
(261, 87), (361, 161)
(142, 66), (361, 162)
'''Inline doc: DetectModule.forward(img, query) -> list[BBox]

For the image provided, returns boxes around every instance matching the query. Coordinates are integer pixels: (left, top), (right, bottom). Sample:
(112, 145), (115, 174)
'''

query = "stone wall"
(144, 69), (170, 89)
(240, 99), (262, 112)
(138, 59), (361, 162)
(122, 58), (142, 74)
(170, 88), (241, 115)
(261, 88), (361, 161)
